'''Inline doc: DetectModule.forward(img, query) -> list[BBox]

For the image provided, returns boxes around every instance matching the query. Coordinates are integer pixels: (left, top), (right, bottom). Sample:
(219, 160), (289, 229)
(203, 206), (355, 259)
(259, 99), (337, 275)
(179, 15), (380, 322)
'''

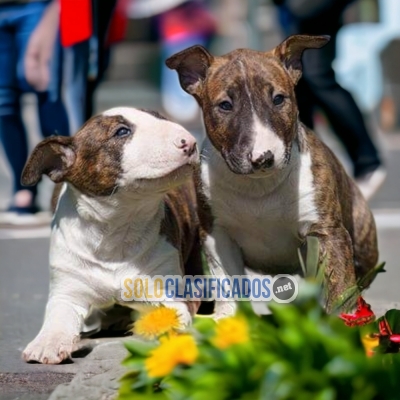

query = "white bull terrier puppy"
(21, 108), (201, 364)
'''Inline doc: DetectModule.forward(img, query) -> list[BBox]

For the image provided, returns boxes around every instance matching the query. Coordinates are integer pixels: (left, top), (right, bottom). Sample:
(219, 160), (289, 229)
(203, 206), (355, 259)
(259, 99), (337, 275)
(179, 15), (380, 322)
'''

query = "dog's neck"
(73, 186), (163, 225)
(55, 184), (166, 261)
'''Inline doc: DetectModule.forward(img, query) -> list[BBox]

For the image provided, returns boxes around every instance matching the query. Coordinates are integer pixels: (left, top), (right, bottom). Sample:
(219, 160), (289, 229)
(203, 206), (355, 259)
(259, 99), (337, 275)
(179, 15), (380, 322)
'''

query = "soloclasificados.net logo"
(120, 275), (298, 303)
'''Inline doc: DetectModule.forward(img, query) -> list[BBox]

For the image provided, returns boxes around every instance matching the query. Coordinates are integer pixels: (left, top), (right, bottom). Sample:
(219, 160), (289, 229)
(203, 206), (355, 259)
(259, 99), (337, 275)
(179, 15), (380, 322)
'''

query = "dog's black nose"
(250, 150), (274, 170)
(174, 136), (197, 157)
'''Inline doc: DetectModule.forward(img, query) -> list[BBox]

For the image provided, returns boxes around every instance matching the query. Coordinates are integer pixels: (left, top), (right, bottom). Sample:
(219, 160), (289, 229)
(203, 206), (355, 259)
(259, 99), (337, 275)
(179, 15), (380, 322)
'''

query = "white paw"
(214, 301), (236, 320)
(22, 332), (78, 364)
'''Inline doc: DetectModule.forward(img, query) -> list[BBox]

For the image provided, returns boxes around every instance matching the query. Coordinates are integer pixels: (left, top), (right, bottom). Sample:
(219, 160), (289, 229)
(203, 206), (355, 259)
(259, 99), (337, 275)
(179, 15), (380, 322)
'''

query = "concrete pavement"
(1, 83), (400, 399)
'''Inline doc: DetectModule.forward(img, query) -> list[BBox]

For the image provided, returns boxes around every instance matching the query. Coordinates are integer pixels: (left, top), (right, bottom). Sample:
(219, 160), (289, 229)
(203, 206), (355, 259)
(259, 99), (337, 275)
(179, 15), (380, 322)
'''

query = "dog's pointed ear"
(272, 35), (330, 84)
(21, 136), (75, 186)
(166, 45), (213, 96)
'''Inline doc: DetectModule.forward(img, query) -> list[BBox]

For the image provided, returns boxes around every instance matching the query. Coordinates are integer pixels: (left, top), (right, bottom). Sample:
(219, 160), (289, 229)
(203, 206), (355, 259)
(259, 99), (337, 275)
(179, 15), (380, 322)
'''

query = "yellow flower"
(361, 333), (379, 357)
(134, 306), (181, 340)
(145, 334), (198, 378)
(212, 316), (249, 349)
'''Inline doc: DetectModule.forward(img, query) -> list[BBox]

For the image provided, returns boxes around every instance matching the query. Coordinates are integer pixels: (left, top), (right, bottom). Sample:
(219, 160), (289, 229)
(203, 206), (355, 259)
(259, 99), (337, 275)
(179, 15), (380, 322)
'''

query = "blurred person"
(62, 0), (125, 131)
(0, 0), (69, 224)
(130, 0), (216, 123)
(158, 0), (216, 122)
(274, 0), (386, 200)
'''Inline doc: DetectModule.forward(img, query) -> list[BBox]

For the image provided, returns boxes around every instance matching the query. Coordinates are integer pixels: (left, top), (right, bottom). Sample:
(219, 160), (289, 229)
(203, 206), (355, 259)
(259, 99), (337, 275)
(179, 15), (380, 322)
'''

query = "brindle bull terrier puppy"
(21, 108), (202, 364)
(166, 35), (379, 320)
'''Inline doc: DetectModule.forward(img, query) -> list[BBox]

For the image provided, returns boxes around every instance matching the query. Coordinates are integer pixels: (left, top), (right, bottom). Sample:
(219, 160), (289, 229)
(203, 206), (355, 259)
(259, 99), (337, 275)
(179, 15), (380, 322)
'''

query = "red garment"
(60, 0), (93, 47)
(60, 0), (127, 47)
(107, 0), (129, 45)
(160, 1), (217, 41)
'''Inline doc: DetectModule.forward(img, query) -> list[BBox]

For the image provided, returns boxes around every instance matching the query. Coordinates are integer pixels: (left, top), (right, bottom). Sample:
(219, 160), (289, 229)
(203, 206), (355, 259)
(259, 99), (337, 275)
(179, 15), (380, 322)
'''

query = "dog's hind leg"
(350, 182), (379, 289)
(309, 225), (359, 314)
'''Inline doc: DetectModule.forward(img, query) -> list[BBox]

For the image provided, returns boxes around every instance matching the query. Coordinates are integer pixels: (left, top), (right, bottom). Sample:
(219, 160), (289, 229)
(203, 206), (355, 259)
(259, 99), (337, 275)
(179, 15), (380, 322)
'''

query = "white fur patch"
(103, 107), (197, 184)
(296, 150), (320, 236)
(236, 61), (287, 170)
(251, 116), (286, 168)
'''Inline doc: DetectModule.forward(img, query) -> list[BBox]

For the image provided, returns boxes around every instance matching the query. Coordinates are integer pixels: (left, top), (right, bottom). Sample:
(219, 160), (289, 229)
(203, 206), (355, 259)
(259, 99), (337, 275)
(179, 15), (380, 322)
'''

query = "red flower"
(339, 296), (375, 327)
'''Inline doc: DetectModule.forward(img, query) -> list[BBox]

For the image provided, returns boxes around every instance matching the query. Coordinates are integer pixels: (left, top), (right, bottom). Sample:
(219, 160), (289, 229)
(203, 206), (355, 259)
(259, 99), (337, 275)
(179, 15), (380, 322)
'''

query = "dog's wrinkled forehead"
(210, 50), (294, 96)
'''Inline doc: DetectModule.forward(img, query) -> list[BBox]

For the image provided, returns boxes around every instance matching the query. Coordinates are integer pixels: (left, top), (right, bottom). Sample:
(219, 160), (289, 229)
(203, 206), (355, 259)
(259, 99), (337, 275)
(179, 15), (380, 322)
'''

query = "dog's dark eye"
(219, 101), (233, 111)
(114, 127), (131, 137)
(273, 94), (285, 106)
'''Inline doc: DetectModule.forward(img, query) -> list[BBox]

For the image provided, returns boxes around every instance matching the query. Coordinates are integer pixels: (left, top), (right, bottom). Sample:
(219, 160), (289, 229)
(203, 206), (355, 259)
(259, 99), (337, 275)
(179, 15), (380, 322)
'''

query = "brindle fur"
(162, 180), (203, 276)
(167, 35), (379, 312)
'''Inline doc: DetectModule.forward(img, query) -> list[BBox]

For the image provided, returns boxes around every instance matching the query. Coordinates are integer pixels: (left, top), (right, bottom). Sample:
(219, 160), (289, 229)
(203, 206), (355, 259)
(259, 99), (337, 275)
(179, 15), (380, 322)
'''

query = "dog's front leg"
(309, 226), (359, 314)
(22, 295), (88, 364)
(204, 226), (245, 319)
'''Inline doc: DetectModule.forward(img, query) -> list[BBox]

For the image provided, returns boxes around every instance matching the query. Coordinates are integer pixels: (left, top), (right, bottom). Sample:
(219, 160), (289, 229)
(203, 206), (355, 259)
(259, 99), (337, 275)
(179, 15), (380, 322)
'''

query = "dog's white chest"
(202, 145), (319, 272)
(50, 186), (181, 306)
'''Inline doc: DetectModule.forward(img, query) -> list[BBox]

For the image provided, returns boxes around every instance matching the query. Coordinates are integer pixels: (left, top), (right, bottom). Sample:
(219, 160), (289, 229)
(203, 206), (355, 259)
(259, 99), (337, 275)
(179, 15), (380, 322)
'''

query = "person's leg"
(10, 1), (56, 212)
(36, 37), (69, 138)
(14, 1), (69, 139)
(85, 0), (118, 120)
(63, 42), (89, 133)
(295, 77), (316, 130)
(301, 36), (382, 178)
(0, 4), (37, 211)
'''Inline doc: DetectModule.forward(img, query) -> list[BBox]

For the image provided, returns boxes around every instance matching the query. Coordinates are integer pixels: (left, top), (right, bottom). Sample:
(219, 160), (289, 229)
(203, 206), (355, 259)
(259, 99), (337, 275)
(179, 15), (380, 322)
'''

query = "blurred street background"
(1, 0), (400, 398)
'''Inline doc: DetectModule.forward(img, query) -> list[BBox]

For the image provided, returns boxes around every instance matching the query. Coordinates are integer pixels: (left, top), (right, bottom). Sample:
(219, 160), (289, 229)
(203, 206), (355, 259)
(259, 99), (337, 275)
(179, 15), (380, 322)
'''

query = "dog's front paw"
(22, 332), (78, 364)
(214, 301), (236, 320)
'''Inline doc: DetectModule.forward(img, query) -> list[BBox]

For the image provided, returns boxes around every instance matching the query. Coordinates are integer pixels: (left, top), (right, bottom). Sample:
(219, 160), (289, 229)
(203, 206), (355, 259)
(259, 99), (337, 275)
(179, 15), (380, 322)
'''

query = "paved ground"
(1, 81), (400, 399)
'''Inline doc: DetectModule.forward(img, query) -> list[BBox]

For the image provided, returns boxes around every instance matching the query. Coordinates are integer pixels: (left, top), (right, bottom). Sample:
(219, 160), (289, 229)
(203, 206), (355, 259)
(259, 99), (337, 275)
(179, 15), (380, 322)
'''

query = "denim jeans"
(63, 41), (89, 133)
(0, 1), (69, 200)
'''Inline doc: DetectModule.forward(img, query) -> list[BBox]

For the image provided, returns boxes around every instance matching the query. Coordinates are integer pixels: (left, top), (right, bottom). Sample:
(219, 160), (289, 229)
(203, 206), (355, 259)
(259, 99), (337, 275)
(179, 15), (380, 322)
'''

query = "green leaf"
(314, 388), (335, 400)
(360, 320), (379, 337)
(121, 358), (145, 370)
(305, 236), (320, 279)
(201, 251), (211, 275)
(298, 247), (307, 277)
(357, 262), (386, 290)
(124, 338), (157, 357)
(193, 316), (216, 336)
(118, 390), (169, 400)
(384, 309), (400, 334)
(324, 355), (362, 378)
